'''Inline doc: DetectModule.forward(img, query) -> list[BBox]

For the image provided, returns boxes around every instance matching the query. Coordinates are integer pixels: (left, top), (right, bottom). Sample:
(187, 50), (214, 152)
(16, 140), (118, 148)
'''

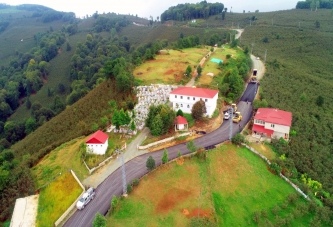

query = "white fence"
(241, 143), (309, 200)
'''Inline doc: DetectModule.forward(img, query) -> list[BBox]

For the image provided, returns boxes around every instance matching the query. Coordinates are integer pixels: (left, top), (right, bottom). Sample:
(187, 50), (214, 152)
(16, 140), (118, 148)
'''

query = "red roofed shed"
(86, 130), (109, 155)
(174, 116), (188, 131)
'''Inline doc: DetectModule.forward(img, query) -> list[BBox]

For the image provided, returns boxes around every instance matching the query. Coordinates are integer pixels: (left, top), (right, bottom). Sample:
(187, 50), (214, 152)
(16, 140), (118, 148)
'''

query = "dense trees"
(296, 0), (333, 9)
(145, 104), (175, 136)
(161, 1), (224, 22)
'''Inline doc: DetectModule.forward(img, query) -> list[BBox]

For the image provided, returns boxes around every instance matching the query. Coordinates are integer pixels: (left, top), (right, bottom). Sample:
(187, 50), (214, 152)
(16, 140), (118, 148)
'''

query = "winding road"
(64, 30), (264, 227)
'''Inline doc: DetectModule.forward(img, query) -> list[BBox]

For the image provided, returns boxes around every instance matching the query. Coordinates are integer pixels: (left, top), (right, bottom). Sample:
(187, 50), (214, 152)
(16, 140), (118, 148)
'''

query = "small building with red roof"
(252, 108), (292, 140)
(174, 115), (188, 131)
(86, 130), (109, 155)
(169, 87), (218, 117)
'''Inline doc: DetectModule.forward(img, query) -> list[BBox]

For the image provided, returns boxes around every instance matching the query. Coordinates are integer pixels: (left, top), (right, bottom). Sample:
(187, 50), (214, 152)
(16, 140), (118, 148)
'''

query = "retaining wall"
(138, 132), (192, 150)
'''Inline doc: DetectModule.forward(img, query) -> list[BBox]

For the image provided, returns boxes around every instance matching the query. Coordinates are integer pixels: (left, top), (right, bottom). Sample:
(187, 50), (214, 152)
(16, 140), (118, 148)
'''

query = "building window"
(271, 124), (275, 128)
(193, 97), (195, 101)
(187, 97), (190, 100)
(187, 105), (190, 108)
(181, 96), (183, 99)
(180, 104), (183, 107)
(175, 95), (177, 98)
(205, 99), (208, 102)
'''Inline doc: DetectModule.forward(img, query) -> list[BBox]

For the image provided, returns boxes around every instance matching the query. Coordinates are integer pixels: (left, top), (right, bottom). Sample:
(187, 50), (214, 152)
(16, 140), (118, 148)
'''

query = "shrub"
(146, 156), (156, 171)
(132, 178), (139, 186)
(231, 133), (245, 145)
(111, 195), (119, 212)
(269, 162), (282, 174)
(127, 184), (133, 194)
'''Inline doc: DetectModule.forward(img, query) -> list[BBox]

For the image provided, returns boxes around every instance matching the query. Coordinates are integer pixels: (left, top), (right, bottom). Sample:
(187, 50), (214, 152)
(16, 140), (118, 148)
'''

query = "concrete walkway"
(83, 127), (150, 188)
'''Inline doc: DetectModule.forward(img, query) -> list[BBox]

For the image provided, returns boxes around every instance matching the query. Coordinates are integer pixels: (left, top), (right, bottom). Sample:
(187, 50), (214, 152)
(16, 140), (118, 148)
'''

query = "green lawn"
(36, 171), (82, 227)
(107, 144), (313, 226)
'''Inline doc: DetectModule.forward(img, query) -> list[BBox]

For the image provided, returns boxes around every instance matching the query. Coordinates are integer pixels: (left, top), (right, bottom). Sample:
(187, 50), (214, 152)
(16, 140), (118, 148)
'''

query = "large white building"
(169, 87), (218, 117)
(86, 130), (109, 155)
(252, 108), (292, 141)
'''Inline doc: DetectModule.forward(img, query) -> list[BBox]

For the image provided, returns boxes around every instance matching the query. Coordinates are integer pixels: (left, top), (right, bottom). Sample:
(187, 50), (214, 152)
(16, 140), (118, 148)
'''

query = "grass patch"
(248, 142), (277, 160)
(36, 171), (82, 227)
(107, 144), (312, 226)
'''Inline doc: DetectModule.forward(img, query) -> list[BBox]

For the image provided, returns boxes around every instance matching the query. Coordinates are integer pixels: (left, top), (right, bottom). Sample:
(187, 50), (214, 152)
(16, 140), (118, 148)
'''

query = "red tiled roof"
(170, 87), (218, 99)
(86, 130), (109, 144)
(252, 124), (274, 135)
(174, 116), (188, 125)
(254, 108), (292, 126)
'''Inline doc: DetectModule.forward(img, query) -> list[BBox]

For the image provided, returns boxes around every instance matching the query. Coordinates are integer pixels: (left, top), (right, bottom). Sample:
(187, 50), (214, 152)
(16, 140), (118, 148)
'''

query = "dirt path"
(186, 47), (217, 87)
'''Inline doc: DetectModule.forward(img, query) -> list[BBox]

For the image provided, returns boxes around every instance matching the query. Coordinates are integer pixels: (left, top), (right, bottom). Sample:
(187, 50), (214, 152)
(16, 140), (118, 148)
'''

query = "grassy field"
(31, 137), (89, 188)
(107, 144), (313, 226)
(36, 171), (82, 227)
(133, 48), (208, 85)
(31, 130), (135, 187)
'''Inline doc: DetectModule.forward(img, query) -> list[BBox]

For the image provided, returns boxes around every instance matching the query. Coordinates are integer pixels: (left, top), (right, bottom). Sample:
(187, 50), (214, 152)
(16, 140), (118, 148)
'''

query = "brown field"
(133, 48), (209, 84)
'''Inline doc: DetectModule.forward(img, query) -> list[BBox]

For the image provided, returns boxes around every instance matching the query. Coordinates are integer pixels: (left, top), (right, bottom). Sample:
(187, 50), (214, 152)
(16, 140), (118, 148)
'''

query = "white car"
(224, 112), (230, 120)
(256, 57), (260, 60)
(76, 187), (95, 210)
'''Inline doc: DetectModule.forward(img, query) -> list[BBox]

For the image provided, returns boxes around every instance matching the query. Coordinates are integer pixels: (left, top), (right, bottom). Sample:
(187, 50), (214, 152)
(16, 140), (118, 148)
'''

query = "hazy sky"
(2, 0), (299, 19)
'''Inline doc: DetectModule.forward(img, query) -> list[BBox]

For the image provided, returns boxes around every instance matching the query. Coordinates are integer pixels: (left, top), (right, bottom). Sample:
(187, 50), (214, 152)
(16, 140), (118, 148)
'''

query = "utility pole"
(264, 49), (267, 62)
(251, 43), (254, 55)
(250, 19), (252, 26)
(299, 21), (301, 29)
(229, 108), (233, 140)
(238, 23), (239, 29)
(119, 152), (127, 196)
(232, 22), (233, 29)
(272, 19), (273, 26)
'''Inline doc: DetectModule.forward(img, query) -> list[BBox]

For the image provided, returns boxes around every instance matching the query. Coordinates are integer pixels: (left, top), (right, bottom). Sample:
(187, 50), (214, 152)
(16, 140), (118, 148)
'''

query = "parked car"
(256, 57), (260, 60)
(76, 187), (95, 210)
(224, 112), (230, 120)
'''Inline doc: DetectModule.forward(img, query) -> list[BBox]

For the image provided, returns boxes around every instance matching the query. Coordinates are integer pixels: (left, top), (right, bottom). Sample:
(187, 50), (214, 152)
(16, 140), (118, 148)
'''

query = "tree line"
(161, 1), (224, 22)
(296, 0), (333, 9)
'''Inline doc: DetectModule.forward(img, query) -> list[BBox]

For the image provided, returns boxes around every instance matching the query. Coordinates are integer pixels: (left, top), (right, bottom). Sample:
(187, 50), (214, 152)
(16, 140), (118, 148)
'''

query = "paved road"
(64, 88), (256, 227)
(251, 54), (265, 80)
(64, 29), (265, 227)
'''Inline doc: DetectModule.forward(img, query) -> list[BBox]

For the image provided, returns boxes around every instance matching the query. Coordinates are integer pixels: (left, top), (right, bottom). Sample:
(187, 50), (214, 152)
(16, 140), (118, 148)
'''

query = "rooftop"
(254, 108), (292, 126)
(170, 87), (218, 99)
(86, 130), (109, 144)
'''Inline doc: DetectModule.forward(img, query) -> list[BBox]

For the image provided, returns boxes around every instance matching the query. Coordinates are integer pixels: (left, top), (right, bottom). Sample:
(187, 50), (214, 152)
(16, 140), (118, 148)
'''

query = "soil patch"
(156, 187), (192, 213)
(188, 208), (213, 218)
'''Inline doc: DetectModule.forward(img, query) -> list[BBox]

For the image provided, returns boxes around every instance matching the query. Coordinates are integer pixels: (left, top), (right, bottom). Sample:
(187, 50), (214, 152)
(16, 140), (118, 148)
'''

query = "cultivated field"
(107, 144), (312, 226)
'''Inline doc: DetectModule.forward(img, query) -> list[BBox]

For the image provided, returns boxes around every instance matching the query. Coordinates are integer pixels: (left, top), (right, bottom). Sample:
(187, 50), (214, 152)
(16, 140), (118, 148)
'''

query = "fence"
(137, 132), (192, 150)
(241, 143), (310, 200)
(83, 143), (127, 174)
(54, 170), (85, 226)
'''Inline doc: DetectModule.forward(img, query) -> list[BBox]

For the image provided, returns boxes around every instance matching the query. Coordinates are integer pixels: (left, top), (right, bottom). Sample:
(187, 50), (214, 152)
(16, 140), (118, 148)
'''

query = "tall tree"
(191, 100), (206, 120)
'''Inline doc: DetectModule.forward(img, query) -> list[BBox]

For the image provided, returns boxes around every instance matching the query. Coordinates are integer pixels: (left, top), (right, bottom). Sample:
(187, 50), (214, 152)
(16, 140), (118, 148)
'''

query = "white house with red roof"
(174, 115), (188, 131)
(86, 130), (109, 155)
(252, 108), (292, 141)
(169, 87), (218, 117)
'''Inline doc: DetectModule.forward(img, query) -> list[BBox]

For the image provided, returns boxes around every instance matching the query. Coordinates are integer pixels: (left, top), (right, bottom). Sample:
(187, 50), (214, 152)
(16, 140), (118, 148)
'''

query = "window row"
(174, 95), (208, 102)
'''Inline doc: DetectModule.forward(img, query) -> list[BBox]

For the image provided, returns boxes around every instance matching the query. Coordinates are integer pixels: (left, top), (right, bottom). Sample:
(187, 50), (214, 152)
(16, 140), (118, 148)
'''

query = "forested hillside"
(161, 1), (224, 22)
(240, 9), (333, 213)
(1, 2), (333, 225)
